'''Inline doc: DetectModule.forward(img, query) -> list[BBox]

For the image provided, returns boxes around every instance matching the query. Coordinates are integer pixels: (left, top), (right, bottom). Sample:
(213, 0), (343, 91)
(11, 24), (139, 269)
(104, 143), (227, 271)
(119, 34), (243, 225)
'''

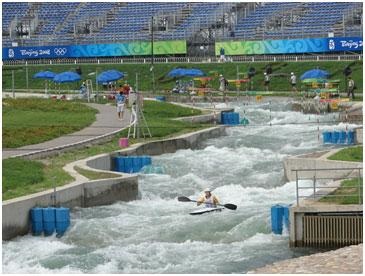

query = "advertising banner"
(215, 37), (362, 56)
(3, 40), (187, 60)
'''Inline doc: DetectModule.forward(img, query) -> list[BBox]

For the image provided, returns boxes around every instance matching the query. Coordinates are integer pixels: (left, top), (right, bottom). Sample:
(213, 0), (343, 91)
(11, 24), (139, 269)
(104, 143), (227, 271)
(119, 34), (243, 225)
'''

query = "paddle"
(178, 196), (237, 210)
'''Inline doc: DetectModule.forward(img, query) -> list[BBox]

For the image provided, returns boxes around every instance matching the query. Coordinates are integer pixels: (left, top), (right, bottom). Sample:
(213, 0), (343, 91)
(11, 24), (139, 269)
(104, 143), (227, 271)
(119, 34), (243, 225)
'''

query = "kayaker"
(197, 188), (220, 208)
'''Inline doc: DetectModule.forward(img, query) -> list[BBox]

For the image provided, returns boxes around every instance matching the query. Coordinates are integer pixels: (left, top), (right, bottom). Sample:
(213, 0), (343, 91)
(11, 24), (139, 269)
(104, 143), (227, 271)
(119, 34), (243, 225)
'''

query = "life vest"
(204, 195), (215, 208)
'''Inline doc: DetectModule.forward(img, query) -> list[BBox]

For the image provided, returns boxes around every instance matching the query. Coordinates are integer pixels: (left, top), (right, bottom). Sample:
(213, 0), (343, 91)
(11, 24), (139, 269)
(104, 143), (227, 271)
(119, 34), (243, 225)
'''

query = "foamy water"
(3, 98), (357, 273)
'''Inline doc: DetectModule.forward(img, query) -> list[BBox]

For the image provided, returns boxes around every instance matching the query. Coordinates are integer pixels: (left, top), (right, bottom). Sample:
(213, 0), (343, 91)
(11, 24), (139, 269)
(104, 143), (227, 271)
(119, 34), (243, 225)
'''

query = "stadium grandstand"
(2, 2), (363, 60)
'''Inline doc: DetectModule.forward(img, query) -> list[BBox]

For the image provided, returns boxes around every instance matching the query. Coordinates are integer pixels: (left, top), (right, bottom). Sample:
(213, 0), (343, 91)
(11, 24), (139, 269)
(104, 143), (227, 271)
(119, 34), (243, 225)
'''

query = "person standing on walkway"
(347, 77), (355, 100)
(290, 72), (297, 93)
(219, 47), (226, 62)
(116, 91), (126, 120)
(219, 74), (226, 92)
(264, 72), (270, 92)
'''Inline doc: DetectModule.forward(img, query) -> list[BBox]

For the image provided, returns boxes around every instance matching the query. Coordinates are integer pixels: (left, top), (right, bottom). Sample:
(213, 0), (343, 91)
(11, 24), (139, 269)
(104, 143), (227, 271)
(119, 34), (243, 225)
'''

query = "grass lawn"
(319, 178), (363, 204)
(321, 146), (363, 204)
(2, 60), (363, 94)
(327, 146), (363, 162)
(2, 100), (210, 200)
(2, 157), (73, 200)
(3, 98), (98, 148)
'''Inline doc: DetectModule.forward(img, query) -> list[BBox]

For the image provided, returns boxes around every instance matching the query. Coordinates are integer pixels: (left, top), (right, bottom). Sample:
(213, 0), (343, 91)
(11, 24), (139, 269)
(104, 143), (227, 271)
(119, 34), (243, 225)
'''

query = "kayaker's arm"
(213, 196), (220, 205)
(196, 196), (205, 206)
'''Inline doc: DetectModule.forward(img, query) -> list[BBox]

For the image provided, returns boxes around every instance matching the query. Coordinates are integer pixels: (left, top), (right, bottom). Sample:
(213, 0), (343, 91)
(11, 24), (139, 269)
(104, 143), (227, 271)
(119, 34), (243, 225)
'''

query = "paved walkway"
(250, 244), (363, 274)
(3, 103), (131, 159)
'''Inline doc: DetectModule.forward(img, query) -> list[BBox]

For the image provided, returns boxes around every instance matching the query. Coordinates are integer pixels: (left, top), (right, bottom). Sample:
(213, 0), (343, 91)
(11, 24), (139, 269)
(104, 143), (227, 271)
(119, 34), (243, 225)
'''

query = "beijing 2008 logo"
(328, 39), (335, 50)
(54, 48), (67, 56)
(8, 49), (15, 58)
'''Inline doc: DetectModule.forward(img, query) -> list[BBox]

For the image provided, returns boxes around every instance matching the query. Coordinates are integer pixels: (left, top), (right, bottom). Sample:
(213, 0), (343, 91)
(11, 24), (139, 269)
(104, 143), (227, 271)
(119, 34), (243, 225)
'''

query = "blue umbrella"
(167, 68), (205, 78)
(96, 70), (124, 83)
(300, 69), (330, 80)
(33, 71), (56, 80)
(53, 71), (81, 83)
(33, 71), (57, 94)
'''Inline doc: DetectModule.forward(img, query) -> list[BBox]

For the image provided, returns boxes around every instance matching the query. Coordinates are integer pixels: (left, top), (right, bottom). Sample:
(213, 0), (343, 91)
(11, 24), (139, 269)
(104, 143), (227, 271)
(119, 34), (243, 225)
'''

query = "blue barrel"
(339, 131), (347, 144)
(322, 131), (332, 144)
(55, 207), (70, 236)
(141, 156), (152, 167)
(113, 157), (125, 172)
(232, 112), (240, 125)
(332, 131), (340, 144)
(225, 113), (230, 124)
(229, 113), (233, 124)
(282, 205), (290, 230)
(347, 130), (355, 144)
(271, 205), (284, 234)
(30, 207), (43, 235)
(221, 112), (227, 124)
(123, 157), (133, 173)
(43, 207), (56, 236)
(132, 157), (143, 173)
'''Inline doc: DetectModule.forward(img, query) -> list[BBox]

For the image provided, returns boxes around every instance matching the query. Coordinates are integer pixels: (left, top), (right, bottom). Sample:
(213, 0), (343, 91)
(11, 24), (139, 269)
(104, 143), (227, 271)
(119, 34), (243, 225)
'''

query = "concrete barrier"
(283, 150), (362, 182)
(355, 127), (363, 144)
(289, 204), (363, 247)
(85, 126), (227, 172)
(2, 174), (138, 240)
(2, 126), (227, 240)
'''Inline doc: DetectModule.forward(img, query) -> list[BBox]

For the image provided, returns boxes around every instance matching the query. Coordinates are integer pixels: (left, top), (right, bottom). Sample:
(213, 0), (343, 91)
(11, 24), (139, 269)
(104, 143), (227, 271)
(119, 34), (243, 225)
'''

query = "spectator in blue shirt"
(116, 91), (126, 120)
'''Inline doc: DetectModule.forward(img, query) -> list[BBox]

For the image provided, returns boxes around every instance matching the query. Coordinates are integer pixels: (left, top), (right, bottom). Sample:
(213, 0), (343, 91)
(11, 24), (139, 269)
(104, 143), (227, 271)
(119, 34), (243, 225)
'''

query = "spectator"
(248, 66), (256, 90)
(290, 72), (297, 92)
(219, 47), (226, 62)
(264, 72), (270, 91)
(76, 66), (82, 76)
(122, 83), (130, 95)
(115, 91), (126, 120)
(343, 65), (352, 77)
(347, 77), (355, 100)
(265, 64), (273, 75)
(343, 65), (352, 93)
(80, 81), (87, 96)
(219, 74), (226, 92)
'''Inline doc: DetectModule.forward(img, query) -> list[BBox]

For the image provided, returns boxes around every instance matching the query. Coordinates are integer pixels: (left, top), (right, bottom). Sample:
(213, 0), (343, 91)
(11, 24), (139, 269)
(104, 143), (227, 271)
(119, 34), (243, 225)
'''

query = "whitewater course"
(2, 98), (360, 273)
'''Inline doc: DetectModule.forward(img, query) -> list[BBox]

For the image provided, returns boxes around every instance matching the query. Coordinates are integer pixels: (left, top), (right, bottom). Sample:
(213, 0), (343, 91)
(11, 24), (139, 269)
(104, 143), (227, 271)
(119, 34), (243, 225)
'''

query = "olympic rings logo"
(54, 48), (67, 56)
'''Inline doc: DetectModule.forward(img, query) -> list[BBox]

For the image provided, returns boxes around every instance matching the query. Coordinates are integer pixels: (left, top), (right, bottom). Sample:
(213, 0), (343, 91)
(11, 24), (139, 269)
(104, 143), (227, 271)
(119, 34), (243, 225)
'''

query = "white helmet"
(264, 72), (267, 75)
(204, 188), (211, 192)
(291, 72), (294, 75)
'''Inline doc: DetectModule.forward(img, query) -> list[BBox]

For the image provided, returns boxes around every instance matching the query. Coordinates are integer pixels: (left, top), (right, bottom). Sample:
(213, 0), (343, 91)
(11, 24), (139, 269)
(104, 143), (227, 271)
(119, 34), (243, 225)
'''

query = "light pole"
(151, 16), (156, 94)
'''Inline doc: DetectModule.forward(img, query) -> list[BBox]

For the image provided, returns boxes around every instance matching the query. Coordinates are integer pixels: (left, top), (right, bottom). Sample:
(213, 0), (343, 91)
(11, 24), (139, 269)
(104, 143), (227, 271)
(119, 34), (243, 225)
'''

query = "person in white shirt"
(347, 77), (355, 100)
(290, 72), (297, 92)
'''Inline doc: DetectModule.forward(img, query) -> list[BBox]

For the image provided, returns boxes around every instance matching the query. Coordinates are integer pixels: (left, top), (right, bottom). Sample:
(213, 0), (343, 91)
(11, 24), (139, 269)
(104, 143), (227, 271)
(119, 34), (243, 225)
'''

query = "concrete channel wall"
(2, 126), (227, 240)
(283, 154), (362, 182)
(289, 203), (363, 247)
(2, 174), (138, 240)
(284, 146), (363, 248)
(284, 127), (362, 182)
(86, 126), (227, 170)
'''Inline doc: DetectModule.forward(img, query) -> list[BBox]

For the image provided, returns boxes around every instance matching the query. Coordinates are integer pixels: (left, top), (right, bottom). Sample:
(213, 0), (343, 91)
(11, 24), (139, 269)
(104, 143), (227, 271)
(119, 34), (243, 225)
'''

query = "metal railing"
(2, 54), (362, 66)
(293, 167), (363, 206)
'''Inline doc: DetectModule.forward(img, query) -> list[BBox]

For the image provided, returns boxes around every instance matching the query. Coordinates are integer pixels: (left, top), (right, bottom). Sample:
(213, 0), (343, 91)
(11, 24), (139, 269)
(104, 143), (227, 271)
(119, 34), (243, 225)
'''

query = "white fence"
(2, 54), (362, 66)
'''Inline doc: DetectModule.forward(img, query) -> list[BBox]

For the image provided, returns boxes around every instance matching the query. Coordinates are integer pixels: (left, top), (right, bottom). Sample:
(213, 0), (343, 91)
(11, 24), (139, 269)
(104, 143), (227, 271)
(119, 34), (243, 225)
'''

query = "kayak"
(189, 207), (224, 215)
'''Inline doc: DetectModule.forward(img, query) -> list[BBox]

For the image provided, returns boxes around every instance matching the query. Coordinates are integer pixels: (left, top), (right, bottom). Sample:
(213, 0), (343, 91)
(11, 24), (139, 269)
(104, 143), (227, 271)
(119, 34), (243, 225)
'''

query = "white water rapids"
(3, 98), (358, 273)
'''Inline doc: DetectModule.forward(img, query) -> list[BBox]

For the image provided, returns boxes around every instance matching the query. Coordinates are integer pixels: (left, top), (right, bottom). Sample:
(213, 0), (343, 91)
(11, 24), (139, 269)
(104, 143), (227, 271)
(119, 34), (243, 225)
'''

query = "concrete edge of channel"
(2, 111), (227, 240)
